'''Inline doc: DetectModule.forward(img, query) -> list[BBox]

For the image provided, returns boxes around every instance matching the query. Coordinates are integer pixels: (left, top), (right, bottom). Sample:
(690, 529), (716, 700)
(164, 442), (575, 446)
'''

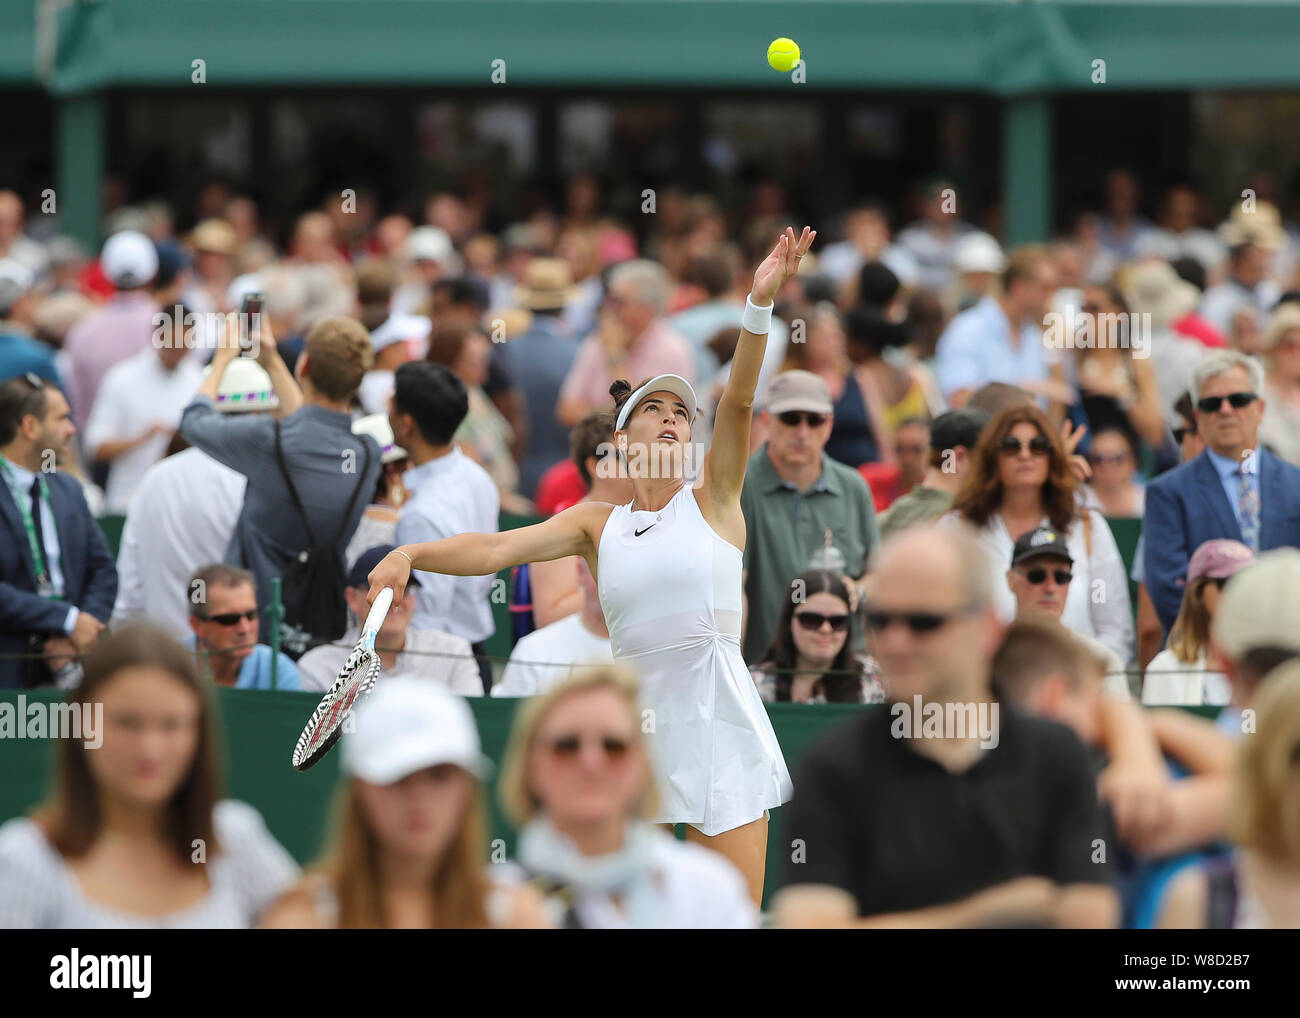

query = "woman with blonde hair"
(0, 625), (296, 927)
(1159, 660), (1300, 927)
(946, 402), (1134, 663)
(498, 665), (756, 928)
(262, 679), (546, 928)
(1142, 539), (1253, 707)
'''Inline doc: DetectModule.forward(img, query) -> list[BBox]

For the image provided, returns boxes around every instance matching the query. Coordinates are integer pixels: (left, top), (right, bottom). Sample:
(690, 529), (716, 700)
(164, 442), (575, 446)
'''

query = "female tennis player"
(368, 225), (814, 902)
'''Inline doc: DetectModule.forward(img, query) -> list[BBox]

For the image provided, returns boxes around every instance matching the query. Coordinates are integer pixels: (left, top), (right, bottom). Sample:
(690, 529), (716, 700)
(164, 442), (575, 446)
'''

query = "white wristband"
(742, 294), (773, 335)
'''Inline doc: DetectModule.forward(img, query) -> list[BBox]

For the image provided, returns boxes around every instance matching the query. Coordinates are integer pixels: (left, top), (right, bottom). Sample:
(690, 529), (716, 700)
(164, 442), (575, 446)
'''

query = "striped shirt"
(0, 800), (298, 928)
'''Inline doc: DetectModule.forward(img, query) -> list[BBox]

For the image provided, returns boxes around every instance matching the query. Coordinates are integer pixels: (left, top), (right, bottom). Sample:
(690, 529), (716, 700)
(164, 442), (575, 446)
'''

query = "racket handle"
(364, 587), (394, 637)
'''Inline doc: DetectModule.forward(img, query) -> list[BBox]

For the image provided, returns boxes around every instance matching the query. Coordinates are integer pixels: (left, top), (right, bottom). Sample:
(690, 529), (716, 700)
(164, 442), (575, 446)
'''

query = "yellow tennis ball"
(767, 37), (800, 73)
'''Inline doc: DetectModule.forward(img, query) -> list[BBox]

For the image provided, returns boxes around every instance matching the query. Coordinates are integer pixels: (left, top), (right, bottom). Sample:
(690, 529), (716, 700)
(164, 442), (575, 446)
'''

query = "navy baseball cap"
(347, 545), (422, 590)
(1010, 527), (1073, 568)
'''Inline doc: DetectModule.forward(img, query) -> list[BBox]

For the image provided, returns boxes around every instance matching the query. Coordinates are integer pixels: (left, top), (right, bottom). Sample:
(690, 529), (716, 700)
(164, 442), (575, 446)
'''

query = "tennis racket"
(291, 587), (394, 771)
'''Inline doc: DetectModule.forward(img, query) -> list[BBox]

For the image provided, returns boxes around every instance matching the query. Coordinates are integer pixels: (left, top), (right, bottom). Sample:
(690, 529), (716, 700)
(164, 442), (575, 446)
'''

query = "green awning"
(40, 0), (1300, 97)
(0, 2), (35, 85)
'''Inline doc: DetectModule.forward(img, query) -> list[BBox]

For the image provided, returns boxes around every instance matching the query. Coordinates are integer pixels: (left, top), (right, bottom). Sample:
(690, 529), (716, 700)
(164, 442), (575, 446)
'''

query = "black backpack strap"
(273, 418), (318, 548)
(1205, 856), (1239, 929)
(332, 437), (373, 545)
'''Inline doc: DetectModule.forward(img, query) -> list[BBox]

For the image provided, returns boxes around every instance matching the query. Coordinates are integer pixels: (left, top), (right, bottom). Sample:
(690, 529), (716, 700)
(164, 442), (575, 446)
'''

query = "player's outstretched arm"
(366, 501), (607, 607)
(706, 226), (814, 501)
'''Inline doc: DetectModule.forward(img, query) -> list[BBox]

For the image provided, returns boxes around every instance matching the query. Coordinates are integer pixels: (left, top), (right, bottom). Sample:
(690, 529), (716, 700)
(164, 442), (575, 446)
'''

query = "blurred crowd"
(3, 165), (1300, 929)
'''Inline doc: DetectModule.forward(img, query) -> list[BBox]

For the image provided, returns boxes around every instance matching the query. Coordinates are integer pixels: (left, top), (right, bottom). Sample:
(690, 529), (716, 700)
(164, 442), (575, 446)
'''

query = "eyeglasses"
(1086, 452), (1129, 466)
(1173, 426), (1193, 445)
(997, 435), (1052, 457)
(199, 608), (258, 626)
(547, 733), (630, 760)
(863, 602), (980, 635)
(1196, 392), (1257, 414)
(1022, 567), (1073, 586)
(777, 411), (828, 428)
(794, 611), (850, 633)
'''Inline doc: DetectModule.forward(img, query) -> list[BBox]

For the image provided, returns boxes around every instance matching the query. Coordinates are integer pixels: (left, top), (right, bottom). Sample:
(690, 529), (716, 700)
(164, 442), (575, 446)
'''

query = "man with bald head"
(777, 524), (1118, 928)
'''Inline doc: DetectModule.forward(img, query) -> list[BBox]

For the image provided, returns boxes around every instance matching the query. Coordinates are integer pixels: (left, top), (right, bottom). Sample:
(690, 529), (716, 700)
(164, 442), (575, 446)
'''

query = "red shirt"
(535, 458), (588, 516)
(1173, 313), (1228, 349)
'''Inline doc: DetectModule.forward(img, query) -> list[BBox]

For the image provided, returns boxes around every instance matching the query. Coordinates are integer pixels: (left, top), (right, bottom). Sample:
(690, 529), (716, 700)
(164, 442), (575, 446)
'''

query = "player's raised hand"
(751, 226), (815, 306)
(369, 549), (412, 608)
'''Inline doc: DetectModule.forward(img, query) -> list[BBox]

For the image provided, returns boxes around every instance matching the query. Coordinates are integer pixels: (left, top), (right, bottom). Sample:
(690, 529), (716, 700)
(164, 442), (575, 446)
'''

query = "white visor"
(615, 374), (698, 433)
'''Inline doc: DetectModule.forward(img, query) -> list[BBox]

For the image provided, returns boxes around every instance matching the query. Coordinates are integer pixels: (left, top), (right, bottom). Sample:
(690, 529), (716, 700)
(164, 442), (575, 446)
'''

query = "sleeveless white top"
(597, 485), (793, 835)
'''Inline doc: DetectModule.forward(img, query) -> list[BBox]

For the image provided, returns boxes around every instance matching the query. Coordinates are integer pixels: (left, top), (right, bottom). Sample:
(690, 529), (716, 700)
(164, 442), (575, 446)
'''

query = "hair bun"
(609, 378), (632, 405)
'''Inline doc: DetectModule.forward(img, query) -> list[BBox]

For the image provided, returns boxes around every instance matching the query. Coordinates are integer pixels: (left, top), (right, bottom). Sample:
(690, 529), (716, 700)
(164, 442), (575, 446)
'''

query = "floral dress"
(750, 653), (887, 704)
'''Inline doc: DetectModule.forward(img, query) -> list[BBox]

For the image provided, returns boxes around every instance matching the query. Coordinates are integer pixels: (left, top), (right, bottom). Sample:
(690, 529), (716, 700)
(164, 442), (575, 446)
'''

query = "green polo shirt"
(876, 485), (954, 541)
(740, 443), (879, 664)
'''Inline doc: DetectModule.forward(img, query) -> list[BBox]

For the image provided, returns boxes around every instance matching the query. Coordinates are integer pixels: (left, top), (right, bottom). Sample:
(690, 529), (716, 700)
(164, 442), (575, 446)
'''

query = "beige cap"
(513, 257), (578, 310)
(190, 218), (238, 256)
(1211, 547), (1300, 660)
(1121, 260), (1199, 331)
(766, 369), (834, 416)
(1219, 201), (1287, 252)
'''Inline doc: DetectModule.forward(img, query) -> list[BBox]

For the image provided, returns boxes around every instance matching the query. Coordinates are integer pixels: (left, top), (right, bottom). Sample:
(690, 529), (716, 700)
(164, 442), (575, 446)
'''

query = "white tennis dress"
(597, 484), (793, 835)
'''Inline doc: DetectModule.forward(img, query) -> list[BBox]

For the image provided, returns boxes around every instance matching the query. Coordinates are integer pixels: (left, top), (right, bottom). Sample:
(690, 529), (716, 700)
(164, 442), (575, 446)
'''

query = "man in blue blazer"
(1144, 351), (1300, 636)
(0, 374), (117, 688)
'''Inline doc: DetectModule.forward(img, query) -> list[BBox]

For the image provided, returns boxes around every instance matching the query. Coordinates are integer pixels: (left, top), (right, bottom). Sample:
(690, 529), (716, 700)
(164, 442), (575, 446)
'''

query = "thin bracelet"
(391, 549), (414, 567)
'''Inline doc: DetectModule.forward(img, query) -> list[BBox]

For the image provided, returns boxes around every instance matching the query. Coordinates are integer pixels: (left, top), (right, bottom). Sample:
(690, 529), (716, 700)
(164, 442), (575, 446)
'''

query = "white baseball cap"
(0, 259), (34, 312)
(953, 231), (1006, 275)
(370, 312), (431, 354)
(201, 358), (279, 413)
(341, 678), (491, 785)
(101, 230), (158, 288)
(1212, 548), (1300, 660)
(406, 226), (455, 266)
(615, 373), (698, 432)
(352, 411), (407, 463)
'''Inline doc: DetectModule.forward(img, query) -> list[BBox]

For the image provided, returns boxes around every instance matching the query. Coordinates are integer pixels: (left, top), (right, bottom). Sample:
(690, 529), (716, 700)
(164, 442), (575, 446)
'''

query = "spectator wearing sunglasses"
(750, 569), (885, 704)
(1006, 526), (1128, 696)
(1142, 540), (1253, 707)
(185, 563), (299, 690)
(497, 666), (756, 929)
(946, 403), (1134, 666)
(1143, 350), (1300, 636)
(776, 525), (1117, 928)
(297, 546), (480, 696)
(1084, 424), (1145, 518)
(740, 369), (880, 665)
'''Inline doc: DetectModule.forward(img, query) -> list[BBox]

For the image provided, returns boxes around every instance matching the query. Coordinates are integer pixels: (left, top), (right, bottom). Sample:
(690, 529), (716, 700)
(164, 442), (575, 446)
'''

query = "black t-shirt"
(784, 703), (1112, 917)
